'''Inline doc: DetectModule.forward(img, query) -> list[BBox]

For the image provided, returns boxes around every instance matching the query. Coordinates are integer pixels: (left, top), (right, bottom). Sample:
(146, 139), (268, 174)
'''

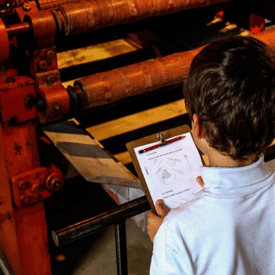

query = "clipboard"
(126, 125), (194, 213)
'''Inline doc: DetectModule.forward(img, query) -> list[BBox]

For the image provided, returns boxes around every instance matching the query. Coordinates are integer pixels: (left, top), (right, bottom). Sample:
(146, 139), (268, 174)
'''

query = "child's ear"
(192, 113), (206, 139)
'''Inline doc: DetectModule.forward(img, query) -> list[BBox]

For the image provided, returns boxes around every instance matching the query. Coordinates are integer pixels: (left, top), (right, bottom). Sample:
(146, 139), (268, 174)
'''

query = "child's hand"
(147, 178), (203, 242)
(196, 176), (204, 187)
(147, 200), (170, 242)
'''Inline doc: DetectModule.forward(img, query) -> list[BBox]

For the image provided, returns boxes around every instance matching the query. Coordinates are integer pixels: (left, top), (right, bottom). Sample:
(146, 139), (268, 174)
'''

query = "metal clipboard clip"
(157, 133), (167, 146)
(138, 133), (185, 154)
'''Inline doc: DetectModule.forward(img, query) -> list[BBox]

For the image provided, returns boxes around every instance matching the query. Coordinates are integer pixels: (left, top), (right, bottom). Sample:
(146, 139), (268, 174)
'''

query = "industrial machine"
(0, 0), (274, 274)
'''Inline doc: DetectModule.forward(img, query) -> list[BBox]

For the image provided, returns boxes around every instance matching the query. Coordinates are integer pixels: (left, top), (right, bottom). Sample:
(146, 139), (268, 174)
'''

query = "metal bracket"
(11, 164), (64, 207)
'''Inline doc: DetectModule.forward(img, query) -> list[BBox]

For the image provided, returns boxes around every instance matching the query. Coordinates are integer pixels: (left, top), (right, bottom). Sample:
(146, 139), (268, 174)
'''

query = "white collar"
(200, 156), (274, 198)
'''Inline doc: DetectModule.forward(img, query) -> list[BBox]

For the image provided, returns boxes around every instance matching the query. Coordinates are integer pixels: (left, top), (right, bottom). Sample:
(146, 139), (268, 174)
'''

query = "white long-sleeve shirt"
(150, 156), (275, 275)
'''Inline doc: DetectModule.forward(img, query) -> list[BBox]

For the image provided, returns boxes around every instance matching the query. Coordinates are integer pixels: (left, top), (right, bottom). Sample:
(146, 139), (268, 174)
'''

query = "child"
(148, 35), (275, 275)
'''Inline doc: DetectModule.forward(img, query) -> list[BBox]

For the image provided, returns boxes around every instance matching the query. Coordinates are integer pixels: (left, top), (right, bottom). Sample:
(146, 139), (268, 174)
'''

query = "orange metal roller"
(55, 0), (235, 35)
(72, 28), (275, 111)
(74, 47), (202, 108)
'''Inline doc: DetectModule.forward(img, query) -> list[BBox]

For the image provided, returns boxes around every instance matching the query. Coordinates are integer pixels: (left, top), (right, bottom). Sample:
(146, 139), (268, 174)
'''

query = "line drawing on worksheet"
(134, 132), (203, 209)
(154, 154), (192, 185)
(148, 139), (198, 187)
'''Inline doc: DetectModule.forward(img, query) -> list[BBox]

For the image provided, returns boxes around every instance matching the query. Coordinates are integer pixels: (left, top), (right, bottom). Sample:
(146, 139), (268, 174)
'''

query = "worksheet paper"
(134, 132), (203, 209)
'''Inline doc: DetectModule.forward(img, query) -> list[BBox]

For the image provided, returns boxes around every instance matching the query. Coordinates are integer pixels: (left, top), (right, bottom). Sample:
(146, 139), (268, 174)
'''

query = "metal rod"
(52, 196), (151, 246)
(73, 46), (202, 109)
(115, 221), (128, 275)
(55, 0), (235, 35)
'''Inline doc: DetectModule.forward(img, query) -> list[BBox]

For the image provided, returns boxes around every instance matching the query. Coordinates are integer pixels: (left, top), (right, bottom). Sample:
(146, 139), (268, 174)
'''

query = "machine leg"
(14, 203), (52, 275)
(115, 220), (128, 275)
(0, 123), (52, 275)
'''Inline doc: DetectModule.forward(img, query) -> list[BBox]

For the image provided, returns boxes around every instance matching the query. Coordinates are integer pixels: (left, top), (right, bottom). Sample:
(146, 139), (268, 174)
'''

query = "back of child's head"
(184, 35), (275, 160)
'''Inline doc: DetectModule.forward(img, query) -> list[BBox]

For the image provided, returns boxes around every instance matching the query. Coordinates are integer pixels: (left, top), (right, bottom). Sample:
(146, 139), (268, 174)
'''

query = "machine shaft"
(71, 47), (202, 109)
(54, 0), (235, 35)
(69, 27), (275, 112)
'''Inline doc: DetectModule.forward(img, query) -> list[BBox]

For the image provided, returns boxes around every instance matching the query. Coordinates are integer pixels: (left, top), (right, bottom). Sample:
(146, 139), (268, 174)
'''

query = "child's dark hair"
(184, 36), (275, 160)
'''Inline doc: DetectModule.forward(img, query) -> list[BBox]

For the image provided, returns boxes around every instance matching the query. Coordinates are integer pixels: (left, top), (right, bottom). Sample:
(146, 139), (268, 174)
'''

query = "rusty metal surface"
(0, 76), (38, 127)
(0, 18), (9, 63)
(4, 0), (235, 38)
(71, 28), (275, 111)
(31, 47), (58, 75)
(1, 122), (52, 275)
(14, 203), (52, 275)
(24, 10), (57, 49)
(55, 0), (235, 35)
(6, 21), (30, 36)
(75, 47), (202, 109)
(0, 123), (22, 275)
(11, 164), (64, 207)
(36, 70), (70, 123)
(2, 122), (40, 176)
(15, 1), (39, 22)
(37, 0), (75, 10)
(30, 46), (70, 123)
